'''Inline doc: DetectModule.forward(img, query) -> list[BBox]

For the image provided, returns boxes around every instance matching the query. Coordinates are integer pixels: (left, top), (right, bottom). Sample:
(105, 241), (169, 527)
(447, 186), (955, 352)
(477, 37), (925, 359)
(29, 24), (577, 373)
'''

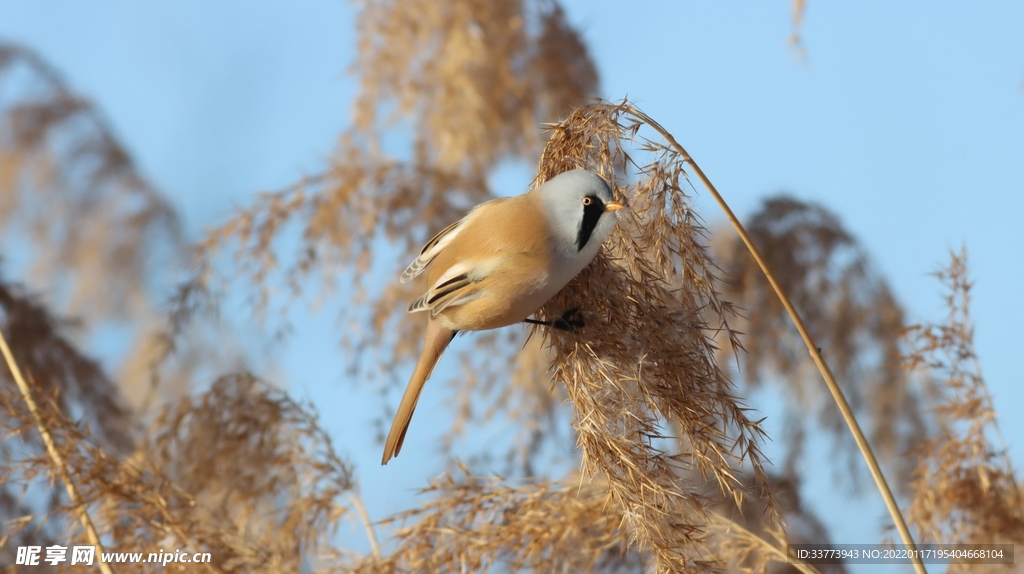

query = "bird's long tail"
(381, 322), (456, 464)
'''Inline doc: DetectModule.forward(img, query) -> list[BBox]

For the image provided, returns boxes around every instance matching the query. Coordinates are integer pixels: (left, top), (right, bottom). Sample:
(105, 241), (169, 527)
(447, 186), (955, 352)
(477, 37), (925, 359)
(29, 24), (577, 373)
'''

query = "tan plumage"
(382, 169), (623, 464)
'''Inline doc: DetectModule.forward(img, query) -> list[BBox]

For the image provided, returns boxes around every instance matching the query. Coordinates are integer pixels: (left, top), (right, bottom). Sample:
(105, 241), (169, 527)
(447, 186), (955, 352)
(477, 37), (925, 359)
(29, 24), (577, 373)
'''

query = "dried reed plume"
(352, 0), (597, 178)
(903, 249), (1024, 568)
(0, 41), (216, 413)
(530, 101), (776, 570)
(0, 42), (180, 323)
(343, 466), (833, 574)
(2, 364), (357, 572)
(0, 275), (133, 559)
(346, 465), (641, 573)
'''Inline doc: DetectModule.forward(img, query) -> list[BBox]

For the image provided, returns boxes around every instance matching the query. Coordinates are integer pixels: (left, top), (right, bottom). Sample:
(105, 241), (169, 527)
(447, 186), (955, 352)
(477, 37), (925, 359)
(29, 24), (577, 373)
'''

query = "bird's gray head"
(535, 169), (622, 256)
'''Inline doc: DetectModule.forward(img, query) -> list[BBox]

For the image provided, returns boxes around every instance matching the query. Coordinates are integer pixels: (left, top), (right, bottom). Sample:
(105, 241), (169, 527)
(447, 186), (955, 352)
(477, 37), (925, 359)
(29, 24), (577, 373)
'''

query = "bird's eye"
(582, 197), (592, 206)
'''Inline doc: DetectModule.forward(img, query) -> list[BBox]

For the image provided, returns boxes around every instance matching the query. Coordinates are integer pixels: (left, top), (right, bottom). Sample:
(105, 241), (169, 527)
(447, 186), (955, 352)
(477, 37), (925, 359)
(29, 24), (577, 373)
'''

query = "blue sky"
(3, 1), (1022, 569)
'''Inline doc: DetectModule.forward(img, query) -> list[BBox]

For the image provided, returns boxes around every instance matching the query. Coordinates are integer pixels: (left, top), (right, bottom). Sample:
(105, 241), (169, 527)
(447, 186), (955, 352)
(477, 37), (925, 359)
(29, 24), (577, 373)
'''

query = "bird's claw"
(552, 308), (584, 333)
(523, 308), (584, 333)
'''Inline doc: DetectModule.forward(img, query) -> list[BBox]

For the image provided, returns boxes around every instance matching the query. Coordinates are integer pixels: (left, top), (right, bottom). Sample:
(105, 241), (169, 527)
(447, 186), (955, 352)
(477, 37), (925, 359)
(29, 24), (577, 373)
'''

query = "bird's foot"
(523, 308), (584, 333)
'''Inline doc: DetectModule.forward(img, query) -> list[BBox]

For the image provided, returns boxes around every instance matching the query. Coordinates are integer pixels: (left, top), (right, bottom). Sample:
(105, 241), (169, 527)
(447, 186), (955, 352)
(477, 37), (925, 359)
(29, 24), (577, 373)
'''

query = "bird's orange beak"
(605, 200), (625, 212)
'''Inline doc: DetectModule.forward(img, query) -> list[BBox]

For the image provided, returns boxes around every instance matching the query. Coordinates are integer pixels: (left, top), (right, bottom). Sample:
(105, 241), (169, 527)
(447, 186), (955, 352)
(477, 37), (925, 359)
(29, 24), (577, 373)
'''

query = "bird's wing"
(401, 219), (463, 283)
(407, 260), (488, 316)
(401, 198), (498, 283)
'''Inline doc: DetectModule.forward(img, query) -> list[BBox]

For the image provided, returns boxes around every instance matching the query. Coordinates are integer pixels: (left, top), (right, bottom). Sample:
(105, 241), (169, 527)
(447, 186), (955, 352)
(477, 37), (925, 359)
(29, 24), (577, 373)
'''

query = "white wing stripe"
(400, 221), (462, 282)
(401, 203), (492, 283)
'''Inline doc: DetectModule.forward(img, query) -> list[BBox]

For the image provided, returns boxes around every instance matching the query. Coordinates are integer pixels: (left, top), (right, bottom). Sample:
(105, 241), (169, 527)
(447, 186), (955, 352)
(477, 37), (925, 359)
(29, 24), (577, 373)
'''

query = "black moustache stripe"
(576, 197), (605, 252)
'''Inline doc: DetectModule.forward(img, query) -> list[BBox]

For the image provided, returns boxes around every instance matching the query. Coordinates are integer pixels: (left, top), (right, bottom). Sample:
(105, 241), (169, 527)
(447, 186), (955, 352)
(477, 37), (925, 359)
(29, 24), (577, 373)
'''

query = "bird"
(381, 169), (624, 465)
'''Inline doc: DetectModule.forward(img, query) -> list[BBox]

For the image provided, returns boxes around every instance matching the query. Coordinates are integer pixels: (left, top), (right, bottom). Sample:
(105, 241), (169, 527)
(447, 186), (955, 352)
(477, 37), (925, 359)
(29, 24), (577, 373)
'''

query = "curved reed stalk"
(0, 326), (116, 574)
(626, 105), (927, 574)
